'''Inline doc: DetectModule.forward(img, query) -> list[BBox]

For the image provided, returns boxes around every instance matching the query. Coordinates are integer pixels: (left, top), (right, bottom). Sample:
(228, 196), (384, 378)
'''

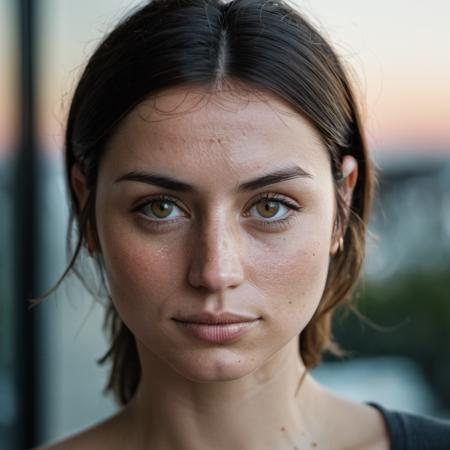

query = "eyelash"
(131, 193), (303, 231)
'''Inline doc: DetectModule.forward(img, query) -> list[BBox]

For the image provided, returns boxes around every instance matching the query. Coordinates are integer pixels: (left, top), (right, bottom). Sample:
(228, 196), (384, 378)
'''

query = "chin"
(165, 347), (261, 383)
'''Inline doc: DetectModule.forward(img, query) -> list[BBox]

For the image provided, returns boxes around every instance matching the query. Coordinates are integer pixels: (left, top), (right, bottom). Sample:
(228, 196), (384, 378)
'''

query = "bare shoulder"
(31, 409), (129, 450)
(328, 393), (390, 450)
(344, 402), (390, 450)
(310, 382), (390, 450)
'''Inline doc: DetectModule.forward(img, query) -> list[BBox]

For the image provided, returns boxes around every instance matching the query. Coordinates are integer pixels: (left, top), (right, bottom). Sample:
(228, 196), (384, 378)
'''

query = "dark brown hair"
(43, 0), (375, 405)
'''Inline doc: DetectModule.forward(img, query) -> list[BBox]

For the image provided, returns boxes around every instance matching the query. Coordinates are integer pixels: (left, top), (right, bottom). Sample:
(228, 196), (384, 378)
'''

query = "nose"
(188, 215), (245, 293)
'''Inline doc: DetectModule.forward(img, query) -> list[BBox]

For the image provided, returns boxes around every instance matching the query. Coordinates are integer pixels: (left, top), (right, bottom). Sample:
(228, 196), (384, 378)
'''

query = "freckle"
(280, 426), (286, 432)
(288, 301), (292, 304)
(310, 442), (317, 448)
(312, 252), (316, 256)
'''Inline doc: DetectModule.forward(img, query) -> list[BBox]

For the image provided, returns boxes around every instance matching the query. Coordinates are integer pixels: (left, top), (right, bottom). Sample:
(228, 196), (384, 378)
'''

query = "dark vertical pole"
(14, 0), (38, 448)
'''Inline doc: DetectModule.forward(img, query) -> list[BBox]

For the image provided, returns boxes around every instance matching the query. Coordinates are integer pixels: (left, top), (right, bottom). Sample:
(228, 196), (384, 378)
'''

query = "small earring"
(338, 237), (344, 252)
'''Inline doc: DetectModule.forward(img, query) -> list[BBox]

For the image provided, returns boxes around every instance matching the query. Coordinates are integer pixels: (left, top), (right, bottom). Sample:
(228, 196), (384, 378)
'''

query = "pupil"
(153, 201), (172, 217)
(259, 200), (278, 217)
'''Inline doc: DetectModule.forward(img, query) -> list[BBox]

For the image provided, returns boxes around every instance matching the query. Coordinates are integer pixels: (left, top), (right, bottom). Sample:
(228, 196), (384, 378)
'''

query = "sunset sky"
(1, 0), (449, 159)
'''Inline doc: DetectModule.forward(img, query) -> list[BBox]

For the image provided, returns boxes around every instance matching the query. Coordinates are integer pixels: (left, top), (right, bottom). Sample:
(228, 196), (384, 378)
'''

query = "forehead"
(102, 84), (331, 180)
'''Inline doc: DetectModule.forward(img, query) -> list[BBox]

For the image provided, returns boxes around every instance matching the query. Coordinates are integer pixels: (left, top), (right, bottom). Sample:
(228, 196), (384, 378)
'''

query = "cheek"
(247, 218), (332, 326)
(96, 216), (187, 322)
(255, 242), (329, 304)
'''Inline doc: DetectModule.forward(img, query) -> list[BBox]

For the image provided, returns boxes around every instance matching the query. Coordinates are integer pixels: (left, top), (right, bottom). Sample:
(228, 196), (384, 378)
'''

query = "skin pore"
(42, 84), (389, 450)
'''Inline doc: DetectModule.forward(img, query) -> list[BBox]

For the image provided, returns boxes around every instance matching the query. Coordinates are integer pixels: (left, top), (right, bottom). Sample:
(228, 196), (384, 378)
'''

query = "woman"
(36, 0), (450, 448)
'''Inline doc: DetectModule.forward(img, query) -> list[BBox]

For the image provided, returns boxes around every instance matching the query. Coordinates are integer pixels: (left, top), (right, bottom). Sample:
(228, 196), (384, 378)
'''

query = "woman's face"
(78, 85), (343, 382)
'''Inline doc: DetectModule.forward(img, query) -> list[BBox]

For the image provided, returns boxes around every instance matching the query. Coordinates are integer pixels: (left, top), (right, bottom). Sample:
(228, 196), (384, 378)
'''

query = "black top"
(368, 402), (450, 449)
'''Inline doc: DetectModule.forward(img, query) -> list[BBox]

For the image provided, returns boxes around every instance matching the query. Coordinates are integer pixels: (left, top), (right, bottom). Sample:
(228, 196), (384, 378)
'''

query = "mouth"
(172, 312), (261, 343)
(172, 311), (261, 325)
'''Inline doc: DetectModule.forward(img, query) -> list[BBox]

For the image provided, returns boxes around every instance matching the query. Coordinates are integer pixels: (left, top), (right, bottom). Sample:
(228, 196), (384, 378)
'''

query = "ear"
(71, 163), (89, 211)
(71, 163), (95, 254)
(330, 155), (358, 255)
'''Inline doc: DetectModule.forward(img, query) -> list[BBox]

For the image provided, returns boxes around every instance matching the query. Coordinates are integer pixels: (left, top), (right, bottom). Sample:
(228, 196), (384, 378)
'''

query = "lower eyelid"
(136, 216), (188, 232)
(253, 214), (299, 231)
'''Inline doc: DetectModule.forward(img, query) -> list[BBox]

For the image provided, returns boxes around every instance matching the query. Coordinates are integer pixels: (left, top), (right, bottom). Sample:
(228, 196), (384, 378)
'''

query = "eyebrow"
(114, 165), (313, 193)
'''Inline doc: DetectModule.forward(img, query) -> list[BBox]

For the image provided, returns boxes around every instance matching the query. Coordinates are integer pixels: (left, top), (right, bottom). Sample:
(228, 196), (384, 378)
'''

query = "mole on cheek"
(310, 442), (318, 448)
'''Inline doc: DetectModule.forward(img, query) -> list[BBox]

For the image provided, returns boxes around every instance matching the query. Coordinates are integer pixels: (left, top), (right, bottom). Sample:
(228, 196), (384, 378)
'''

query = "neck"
(123, 338), (323, 450)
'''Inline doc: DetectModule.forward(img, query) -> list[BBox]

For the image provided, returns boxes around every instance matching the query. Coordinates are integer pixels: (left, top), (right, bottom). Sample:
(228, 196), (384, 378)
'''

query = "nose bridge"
(188, 208), (244, 292)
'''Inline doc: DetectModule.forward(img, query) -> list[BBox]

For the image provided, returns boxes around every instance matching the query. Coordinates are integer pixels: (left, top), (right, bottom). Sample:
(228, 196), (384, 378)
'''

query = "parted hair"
(47, 0), (374, 405)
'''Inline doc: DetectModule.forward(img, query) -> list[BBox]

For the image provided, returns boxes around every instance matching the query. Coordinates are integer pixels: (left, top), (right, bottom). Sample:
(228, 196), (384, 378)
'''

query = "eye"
(132, 195), (186, 221)
(246, 193), (303, 223)
(131, 193), (302, 231)
(251, 198), (287, 220)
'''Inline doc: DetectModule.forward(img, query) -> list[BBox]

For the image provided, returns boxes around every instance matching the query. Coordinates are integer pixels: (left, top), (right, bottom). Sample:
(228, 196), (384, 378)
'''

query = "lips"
(172, 311), (260, 325)
(172, 311), (261, 343)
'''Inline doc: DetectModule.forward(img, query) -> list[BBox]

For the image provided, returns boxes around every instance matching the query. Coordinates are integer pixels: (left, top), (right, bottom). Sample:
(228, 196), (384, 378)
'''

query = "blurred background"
(0, 0), (449, 448)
